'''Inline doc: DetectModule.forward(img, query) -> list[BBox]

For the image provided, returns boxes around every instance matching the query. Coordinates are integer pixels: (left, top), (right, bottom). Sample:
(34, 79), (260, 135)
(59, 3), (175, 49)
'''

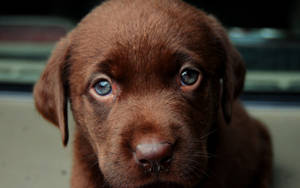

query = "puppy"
(34, 0), (272, 187)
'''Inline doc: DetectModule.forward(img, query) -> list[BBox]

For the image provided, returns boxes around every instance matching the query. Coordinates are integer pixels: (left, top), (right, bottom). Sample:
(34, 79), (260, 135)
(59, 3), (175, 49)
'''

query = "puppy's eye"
(94, 79), (112, 96)
(180, 68), (200, 86)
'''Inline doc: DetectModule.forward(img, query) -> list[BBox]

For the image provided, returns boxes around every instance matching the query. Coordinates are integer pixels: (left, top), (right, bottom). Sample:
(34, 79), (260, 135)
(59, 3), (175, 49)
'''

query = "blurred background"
(0, 0), (299, 187)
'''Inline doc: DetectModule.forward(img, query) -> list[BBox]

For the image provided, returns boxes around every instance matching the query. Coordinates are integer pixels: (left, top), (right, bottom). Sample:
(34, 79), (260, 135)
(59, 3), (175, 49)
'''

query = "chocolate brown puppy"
(34, 0), (272, 187)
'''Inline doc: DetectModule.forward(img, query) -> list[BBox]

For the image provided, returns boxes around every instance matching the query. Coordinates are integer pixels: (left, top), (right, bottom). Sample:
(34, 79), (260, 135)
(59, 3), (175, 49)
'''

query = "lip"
(139, 181), (184, 188)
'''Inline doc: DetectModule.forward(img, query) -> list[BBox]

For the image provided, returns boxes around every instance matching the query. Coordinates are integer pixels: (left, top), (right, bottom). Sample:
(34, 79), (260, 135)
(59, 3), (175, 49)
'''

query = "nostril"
(139, 159), (149, 164)
(160, 155), (172, 164)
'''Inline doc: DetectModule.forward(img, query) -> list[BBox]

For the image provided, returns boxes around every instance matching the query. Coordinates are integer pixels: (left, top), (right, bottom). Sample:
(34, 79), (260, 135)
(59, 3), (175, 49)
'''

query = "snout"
(96, 94), (208, 187)
(133, 137), (174, 174)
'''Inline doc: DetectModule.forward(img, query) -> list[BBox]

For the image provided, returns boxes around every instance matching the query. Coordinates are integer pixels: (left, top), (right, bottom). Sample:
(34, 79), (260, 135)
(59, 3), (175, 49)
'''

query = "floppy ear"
(34, 37), (70, 146)
(208, 16), (246, 124)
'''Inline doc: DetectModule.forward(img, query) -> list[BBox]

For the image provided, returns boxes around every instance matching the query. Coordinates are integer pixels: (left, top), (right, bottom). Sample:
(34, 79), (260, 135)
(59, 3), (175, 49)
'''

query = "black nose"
(135, 138), (173, 173)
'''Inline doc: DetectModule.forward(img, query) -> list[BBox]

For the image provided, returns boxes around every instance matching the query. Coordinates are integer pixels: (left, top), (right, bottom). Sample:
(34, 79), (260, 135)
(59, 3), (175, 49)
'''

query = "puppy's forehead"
(69, 0), (224, 87)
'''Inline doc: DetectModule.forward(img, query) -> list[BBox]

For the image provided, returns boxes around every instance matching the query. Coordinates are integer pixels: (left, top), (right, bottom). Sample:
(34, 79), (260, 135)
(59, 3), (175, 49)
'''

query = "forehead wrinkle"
(116, 43), (178, 79)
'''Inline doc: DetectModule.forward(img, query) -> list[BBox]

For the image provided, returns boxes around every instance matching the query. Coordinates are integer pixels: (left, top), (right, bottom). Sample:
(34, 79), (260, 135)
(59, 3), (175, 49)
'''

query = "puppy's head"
(34, 0), (245, 187)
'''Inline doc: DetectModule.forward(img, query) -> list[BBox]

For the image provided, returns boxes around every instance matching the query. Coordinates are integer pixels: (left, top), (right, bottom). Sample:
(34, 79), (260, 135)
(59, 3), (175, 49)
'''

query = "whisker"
(199, 128), (218, 140)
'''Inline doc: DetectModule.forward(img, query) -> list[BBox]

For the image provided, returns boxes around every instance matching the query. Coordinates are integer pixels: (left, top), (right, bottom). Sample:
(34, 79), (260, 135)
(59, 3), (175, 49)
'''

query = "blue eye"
(180, 68), (199, 86)
(94, 79), (112, 96)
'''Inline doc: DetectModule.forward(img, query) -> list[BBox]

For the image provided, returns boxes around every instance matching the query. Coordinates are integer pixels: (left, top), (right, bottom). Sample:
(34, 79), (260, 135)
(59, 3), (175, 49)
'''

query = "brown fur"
(34, 0), (272, 187)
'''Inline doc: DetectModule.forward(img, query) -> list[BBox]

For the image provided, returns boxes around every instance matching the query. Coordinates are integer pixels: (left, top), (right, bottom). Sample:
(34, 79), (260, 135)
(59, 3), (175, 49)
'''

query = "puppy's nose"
(135, 138), (173, 173)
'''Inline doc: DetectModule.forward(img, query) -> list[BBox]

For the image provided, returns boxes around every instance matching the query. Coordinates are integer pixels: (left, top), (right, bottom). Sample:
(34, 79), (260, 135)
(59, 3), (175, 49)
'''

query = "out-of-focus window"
(0, 16), (73, 91)
(230, 28), (300, 94)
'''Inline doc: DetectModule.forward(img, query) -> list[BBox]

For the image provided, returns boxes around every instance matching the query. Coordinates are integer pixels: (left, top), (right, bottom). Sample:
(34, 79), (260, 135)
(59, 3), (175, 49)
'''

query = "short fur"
(34, 0), (272, 187)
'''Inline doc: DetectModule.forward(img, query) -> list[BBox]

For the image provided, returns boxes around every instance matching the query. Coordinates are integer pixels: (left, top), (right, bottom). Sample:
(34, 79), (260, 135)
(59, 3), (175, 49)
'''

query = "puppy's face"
(34, 0), (245, 187)
(70, 25), (221, 188)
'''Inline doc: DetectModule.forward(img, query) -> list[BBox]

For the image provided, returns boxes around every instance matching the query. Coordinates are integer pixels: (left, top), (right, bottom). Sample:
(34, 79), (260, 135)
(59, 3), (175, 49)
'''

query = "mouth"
(139, 181), (184, 188)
